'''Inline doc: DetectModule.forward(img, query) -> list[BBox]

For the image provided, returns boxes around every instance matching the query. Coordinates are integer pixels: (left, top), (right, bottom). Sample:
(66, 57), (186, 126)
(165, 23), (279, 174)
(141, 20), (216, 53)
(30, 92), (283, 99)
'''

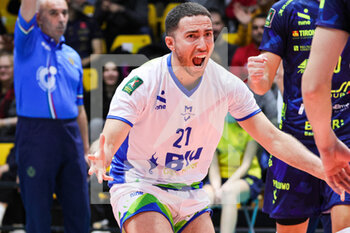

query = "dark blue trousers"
(15, 116), (90, 233)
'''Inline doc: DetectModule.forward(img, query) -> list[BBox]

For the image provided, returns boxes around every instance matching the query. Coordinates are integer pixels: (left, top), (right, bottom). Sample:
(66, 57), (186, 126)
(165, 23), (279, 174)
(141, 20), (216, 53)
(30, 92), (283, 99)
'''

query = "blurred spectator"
(0, 21), (14, 53)
(225, 0), (257, 33)
(87, 61), (124, 141)
(255, 0), (275, 15)
(0, 34), (14, 53)
(188, 0), (226, 16)
(137, 42), (170, 60)
(0, 20), (6, 35)
(230, 13), (266, 80)
(209, 8), (237, 69)
(65, 0), (104, 68)
(203, 113), (263, 233)
(0, 52), (16, 140)
(94, 0), (149, 52)
(226, 0), (275, 45)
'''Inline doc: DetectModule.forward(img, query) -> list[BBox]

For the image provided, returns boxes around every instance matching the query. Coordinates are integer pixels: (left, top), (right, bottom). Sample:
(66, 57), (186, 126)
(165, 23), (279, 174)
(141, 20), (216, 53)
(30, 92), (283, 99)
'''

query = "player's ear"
(165, 36), (175, 52)
(36, 12), (43, 27)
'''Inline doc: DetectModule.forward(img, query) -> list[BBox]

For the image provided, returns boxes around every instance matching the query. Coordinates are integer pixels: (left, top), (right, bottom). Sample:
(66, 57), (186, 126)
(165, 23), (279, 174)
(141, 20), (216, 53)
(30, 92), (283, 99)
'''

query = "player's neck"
(171, 54), (202, 91)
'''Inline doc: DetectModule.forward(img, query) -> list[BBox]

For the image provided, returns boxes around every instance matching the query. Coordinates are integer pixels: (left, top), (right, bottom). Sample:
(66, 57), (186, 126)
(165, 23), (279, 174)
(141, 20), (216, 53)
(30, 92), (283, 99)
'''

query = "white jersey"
(107, 54), (261, 189)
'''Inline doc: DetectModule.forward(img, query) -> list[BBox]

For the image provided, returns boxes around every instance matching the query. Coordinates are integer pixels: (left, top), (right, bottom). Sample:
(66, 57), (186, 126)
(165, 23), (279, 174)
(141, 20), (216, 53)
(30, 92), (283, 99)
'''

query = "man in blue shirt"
(302, 0), (350, 203)
(14, 0), (90, 232)
(247, 0), (350, 232)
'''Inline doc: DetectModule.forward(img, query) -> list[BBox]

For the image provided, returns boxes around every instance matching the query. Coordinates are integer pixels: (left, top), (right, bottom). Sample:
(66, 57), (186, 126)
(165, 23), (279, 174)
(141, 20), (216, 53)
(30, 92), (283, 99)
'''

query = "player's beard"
(174, 48), (206, 79)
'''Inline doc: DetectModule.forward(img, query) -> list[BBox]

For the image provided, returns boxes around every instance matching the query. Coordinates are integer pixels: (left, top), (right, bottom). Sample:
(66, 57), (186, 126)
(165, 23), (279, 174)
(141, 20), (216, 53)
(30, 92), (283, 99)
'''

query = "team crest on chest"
(181, 105), (195, 121)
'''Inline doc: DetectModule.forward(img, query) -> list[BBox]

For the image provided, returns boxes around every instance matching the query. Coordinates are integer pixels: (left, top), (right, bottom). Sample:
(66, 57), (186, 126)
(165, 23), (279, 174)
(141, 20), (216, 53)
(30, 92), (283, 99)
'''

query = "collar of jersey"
(40, 28), (65, 49)
(167, 53), (203, 97)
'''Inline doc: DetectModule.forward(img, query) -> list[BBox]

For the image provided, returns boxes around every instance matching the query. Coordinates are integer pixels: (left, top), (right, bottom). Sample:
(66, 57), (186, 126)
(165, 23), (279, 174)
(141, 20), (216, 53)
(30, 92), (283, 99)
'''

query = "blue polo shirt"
(14, 13), (84, 119)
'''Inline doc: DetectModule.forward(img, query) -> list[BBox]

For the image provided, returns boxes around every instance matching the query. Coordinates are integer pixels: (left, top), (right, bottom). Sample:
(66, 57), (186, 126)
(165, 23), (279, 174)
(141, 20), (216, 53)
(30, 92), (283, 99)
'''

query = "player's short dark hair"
(165, 2), (211, 36)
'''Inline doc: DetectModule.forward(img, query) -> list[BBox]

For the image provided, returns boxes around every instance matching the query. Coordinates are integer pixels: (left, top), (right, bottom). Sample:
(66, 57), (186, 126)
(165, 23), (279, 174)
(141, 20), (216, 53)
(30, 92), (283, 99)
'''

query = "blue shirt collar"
(166, 53), (203, 97)
(39, 28), (65, 49)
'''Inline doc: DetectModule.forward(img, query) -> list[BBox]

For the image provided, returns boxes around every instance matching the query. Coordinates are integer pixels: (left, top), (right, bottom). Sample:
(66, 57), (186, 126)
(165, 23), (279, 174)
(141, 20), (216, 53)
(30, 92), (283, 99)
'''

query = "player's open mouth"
(193, 55), (206, 67)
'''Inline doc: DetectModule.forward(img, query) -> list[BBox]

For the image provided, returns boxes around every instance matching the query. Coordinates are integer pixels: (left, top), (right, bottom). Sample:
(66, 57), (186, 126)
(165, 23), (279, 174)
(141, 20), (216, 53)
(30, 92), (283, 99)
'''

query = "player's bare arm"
(238, 112), (325, 180)
(20, 0), (37, 22)
(88, 119), (131, 183)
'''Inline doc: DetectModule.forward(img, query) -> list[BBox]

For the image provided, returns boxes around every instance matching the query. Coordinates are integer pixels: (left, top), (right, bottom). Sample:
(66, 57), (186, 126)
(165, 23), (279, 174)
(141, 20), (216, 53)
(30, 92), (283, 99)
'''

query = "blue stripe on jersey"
(235, 109), (262, 121)
(167, 54), (203, 97)
(108, 135), (134, 187)
(106, 115), (133, 127)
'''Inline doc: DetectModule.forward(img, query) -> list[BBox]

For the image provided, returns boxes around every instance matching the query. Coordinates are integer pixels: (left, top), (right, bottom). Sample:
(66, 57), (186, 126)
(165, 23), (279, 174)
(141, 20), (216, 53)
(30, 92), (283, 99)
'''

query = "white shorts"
(110, 182), (211, 232)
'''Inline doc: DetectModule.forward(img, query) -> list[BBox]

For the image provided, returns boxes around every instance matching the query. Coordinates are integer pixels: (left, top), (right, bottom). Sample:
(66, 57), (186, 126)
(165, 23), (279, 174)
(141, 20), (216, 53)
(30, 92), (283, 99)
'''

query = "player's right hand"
(88, 134), (114, 183)
(247, 54), (268, 83)
(320, 138), (350, 196)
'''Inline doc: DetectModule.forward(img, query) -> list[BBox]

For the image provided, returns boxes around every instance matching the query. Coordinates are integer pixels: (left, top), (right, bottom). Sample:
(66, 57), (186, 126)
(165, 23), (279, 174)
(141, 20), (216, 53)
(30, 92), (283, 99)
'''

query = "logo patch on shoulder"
(122, 76), (143, 95)
(265, 8), (276, 28)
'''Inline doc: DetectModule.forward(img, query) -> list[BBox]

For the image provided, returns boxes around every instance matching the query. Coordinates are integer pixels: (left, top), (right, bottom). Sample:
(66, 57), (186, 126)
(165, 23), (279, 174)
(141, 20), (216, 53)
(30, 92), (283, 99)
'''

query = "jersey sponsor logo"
(333, 103), (350, 113)
(297, 10), (310, 20)
(163, 162), (199, 176)
(129, 191), (144, 198)
(297, 59), (308, 73)
(36, 66), (57, 92)
(265, 8), (276, 28)
(331, 81), (350, 99)
(181, 105), (195, 121)
(296, 8), (311, 26)
(292, 30), (299, 37)
(122, 76), (143, 95)
(298, 57), (341, 74)
(298, 20), (311, 26)
(155, 90), (166, 110)
(272, 179), (290, 190)
(278, 0), (293, 16)
(294, 45), (312, 52)
(299, 29), (314, 36)
(165, 147), (203, 171)
(272, 189), (277, 204)
(292, 29), (315, 39)
(304, 119), (345, 136)
(41, 41), (51, 51)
